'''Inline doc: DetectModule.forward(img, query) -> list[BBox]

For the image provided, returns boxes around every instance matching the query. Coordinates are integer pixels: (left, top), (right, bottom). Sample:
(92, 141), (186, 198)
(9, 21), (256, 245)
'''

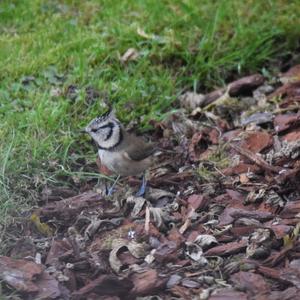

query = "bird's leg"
(136, 173), (147, 197)
(107, 174), (121, 196)
(105, 180), (109, 195)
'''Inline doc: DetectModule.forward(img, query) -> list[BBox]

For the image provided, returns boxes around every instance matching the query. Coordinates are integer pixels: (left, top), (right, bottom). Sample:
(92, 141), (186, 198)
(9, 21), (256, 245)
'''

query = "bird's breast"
(98, 149), (151, 176)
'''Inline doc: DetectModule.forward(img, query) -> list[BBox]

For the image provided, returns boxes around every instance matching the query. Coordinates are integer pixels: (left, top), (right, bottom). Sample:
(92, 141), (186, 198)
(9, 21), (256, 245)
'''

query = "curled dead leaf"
(179, 92), (206, 110)
(149, 207), (170, 229)
(246, 228), (274, 259)
(147, 188), (174, 204)
(127, 196), (146, 217)
(185, 242), (208, 265)
(109, 239), (146, 273)
(194, 234), (218, 250)
(120, 48), (139, 63)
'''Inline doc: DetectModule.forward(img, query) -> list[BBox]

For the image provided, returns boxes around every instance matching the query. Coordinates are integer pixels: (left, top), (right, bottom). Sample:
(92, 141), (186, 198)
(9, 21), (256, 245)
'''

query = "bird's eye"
(91, 128), (98, 133)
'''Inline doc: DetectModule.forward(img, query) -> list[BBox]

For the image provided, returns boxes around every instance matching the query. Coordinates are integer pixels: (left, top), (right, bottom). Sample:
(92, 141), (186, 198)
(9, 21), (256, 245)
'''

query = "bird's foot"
(135, 175), (147, 197)
(106, 185), (116, 196)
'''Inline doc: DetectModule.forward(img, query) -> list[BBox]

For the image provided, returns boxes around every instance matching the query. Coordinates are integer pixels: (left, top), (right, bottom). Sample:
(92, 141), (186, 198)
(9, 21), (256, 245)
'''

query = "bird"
(85, 108), (155, 196)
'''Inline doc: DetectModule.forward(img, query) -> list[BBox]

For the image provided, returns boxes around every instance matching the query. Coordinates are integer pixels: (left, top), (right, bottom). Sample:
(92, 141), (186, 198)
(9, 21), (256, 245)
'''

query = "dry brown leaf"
(120, 48), (139, 63)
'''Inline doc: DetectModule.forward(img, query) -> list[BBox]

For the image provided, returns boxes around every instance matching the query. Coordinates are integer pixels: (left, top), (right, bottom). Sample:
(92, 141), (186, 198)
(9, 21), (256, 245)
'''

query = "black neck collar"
(98, 126), (123, 151)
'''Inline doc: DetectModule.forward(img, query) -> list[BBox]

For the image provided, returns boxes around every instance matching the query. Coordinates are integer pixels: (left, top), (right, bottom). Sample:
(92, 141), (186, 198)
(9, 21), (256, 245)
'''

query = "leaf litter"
(2, 65), (300, 299)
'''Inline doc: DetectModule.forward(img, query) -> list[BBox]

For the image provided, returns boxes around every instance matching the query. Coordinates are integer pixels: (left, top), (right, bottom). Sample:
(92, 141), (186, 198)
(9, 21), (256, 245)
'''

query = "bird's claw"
(106, 186), (116, 196)
(135, 175), (147, 197)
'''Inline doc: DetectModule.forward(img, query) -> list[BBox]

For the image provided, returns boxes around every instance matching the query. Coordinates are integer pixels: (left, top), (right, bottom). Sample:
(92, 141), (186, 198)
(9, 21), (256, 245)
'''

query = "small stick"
(230, 143), (283, 173)
(145, 206), (150, 235)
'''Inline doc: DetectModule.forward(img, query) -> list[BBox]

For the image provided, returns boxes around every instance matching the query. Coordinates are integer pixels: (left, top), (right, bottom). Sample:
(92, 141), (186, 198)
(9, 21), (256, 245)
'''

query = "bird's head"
(85, 108), (123, 150)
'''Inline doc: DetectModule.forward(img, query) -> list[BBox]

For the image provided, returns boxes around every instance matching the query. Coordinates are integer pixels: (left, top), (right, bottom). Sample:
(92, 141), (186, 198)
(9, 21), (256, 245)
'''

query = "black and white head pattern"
(85, 109), (123, 150)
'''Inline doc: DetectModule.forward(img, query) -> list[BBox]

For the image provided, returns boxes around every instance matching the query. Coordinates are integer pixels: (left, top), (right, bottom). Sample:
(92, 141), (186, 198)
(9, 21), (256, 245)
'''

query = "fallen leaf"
(193, 234), (218, 250)
(149, 207), (169, 229)
(120, 48), (139, 63)
(146, 187), (174, 204)
(185, 242), (208, 264)
(137, 28), (154, 39)
(127, 195), (146, 217)
(179, 92), (206, 110)
(109, 239), (146, 273)
(246, 228), (274, 259)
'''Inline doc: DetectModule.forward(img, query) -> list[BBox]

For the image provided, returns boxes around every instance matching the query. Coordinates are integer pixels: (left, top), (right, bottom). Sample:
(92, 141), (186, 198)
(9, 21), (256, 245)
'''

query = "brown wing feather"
(122, 133), (155, 161)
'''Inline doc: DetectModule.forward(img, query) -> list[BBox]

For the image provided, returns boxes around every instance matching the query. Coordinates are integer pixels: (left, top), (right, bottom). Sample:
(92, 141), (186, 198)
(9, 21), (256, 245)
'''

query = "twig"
(230, 143), (282, 173)
(145, 206), (150, 235)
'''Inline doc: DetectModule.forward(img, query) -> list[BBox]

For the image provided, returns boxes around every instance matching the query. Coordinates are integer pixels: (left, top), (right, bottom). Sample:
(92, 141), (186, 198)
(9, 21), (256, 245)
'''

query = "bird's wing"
(122, 133), (155, 161)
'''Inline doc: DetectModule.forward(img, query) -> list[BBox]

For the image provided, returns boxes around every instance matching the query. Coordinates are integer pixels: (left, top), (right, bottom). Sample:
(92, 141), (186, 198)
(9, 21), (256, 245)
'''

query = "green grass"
(0, 0), (300, 222)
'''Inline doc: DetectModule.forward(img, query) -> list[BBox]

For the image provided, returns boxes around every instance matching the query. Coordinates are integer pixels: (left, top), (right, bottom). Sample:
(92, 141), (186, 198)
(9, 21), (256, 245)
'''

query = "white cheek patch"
(95, 123), (122, 150)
